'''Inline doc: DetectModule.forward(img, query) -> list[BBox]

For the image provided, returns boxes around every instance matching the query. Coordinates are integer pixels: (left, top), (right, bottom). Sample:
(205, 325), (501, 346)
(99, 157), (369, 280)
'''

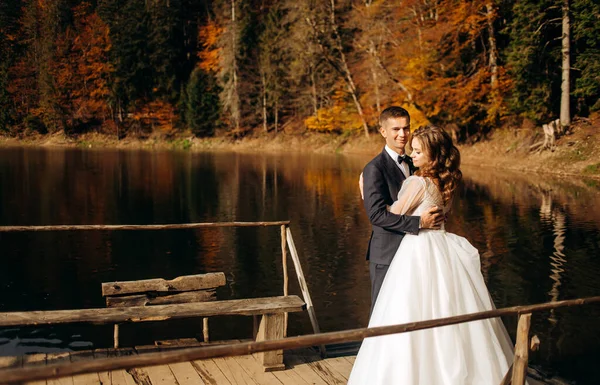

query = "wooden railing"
(0, 296), (599, 384)
(0, 221), (322, 340)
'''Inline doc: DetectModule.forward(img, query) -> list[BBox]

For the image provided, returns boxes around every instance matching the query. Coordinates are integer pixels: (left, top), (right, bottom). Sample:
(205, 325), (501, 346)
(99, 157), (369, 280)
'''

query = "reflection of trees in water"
(539, 189), (569, 368)
(540, 192), (568, 314)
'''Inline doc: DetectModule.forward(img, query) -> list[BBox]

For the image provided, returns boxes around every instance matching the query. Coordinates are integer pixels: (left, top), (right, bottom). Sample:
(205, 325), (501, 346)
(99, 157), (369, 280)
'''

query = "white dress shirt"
(385, 145), (410, 179)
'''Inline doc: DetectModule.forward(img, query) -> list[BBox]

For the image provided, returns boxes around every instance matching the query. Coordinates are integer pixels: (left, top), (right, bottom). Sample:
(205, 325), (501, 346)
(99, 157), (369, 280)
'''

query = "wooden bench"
(100, 273), (306, 371)
(102, 273), (227, 348)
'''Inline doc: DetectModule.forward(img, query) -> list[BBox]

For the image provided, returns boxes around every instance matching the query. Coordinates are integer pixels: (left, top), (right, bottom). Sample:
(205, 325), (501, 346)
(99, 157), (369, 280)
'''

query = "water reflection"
(0, 148), (599, 383)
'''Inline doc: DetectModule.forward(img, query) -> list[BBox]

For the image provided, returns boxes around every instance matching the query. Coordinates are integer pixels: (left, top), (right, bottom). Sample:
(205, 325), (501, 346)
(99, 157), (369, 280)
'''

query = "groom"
(361, 106), (443, 312)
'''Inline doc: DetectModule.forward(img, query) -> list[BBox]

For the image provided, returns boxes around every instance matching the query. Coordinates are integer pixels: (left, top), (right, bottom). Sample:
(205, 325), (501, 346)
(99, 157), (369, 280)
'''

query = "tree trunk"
(261, 71), (268, 133)
(310, 65), (318, 118)
(485, 1), (498, 90)
(371, 66), (381, 114)
(274, 99), (279, 133)
(560, 0), (571, 128)
(329, 0), (369, 137)
(231, 0), (240, 131)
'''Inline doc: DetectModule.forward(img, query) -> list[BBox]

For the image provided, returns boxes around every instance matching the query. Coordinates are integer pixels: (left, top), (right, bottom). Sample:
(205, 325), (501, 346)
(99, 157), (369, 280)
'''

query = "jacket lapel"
(381, 148), (405, 200)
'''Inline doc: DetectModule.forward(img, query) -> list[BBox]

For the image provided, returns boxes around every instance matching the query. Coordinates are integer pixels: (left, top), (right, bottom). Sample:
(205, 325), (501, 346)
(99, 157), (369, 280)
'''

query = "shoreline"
(2, 121), (600, 180)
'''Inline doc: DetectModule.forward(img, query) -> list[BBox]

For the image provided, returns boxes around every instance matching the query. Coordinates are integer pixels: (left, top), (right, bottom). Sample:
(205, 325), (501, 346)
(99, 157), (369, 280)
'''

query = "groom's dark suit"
(363, 148), (420, 310)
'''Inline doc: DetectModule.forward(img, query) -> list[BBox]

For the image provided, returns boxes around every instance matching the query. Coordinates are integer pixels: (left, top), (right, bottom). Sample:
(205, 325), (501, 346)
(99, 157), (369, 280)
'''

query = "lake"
(0, 147), (599, 383)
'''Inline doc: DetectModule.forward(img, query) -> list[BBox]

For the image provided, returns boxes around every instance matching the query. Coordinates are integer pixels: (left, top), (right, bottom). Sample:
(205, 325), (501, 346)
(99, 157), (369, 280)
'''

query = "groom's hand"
(359, 172), (364, 200)
(420, 206), (444, 229)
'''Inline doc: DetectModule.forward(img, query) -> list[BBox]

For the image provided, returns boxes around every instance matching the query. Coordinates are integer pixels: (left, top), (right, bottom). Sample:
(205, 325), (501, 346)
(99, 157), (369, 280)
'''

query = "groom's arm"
(362, 163), (420, 235)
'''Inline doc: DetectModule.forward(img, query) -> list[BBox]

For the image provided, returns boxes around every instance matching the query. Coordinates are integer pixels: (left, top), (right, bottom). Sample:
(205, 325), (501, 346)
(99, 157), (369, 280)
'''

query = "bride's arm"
(389, 177), (426, 215)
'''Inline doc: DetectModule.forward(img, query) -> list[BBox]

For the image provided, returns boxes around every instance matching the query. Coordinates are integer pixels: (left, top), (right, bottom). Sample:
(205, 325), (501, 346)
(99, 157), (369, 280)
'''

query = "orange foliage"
(52, 2), (113, 125)
(198, 21), (223, 73)
(132, 100), (179, 133)
(305, 89), (364, 133)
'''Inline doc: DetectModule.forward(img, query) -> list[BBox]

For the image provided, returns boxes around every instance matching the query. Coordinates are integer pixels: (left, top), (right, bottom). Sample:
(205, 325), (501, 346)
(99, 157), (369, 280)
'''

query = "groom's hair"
(379, 106), (410, 126)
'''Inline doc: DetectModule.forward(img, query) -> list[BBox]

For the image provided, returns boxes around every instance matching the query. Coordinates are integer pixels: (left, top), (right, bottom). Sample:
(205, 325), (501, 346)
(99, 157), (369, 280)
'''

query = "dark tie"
(397, 155), (407, 164)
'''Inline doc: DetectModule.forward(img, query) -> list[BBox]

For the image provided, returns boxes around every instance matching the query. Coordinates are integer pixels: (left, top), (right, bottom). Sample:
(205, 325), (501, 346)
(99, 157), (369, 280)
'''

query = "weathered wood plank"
(134, 346), (179, 385)
(0, 222), (291, 233)
(158, 341), (207, 385)
(96, 348), (139, 385)
(283, 355), (327, 385)
(106, 290), (217, 308)
(102, 273), (226, 297)
(270, 368), (310, 385)
(70, 351), (101, 385)
(512, 313), (532, 385)
(292, 349), (351, 380)
(190, 359), (233, 385)
(232, 354), (283, 385)
(0, 296), (305, 327)
(295, 354), (345, 385)
(22, 353), (47, 385)
(46, 352), (73, 385)
(255, 313), (285, 371)
(168, 361), (207, 385)
(0, 355), (22, 369)
(322, 357), (353, 380)
(213, 357), (255, 385)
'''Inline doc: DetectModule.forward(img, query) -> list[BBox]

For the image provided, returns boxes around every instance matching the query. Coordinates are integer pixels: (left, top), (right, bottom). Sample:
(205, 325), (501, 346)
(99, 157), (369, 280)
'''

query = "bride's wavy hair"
(411, 125), (462, 206)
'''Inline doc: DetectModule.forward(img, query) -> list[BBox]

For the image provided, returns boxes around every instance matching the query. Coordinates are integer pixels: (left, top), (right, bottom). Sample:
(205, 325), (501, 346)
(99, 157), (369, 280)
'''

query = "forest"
(0, 0), (598, 142)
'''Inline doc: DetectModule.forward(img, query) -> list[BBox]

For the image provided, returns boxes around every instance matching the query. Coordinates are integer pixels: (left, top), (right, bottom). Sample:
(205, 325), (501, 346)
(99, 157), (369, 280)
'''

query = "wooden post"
(511, 313), (532, 385)
(286, 227), (325, 357)
(113, 324), (119, 349)
(255, 313), (285, 371)
(281, 225), (289, 337)
(202, 317), (209, 342)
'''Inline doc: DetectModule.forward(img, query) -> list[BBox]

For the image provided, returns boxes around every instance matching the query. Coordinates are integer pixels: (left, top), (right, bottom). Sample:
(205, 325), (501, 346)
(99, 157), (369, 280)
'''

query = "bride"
(348, 126), (515, 384)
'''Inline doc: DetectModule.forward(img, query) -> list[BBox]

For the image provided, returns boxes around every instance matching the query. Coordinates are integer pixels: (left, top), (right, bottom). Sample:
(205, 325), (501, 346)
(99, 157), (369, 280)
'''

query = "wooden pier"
(0, 345), (355, 385)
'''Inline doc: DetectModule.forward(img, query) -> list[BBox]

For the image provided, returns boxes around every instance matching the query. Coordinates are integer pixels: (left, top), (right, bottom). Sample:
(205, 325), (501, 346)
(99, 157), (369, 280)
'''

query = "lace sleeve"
(389, 176), (426, 215)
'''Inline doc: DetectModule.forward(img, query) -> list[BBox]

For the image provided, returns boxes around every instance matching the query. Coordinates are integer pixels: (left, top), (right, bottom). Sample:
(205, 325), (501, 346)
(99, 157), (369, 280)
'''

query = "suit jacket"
(363, 148), (420, 265)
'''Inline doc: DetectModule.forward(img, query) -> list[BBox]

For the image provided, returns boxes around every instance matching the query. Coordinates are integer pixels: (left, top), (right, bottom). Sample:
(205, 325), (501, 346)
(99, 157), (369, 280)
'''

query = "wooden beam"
(286, 228), (325, 356)
(281, 225), (289, 338)
(0, 296), (306, 327)
(255, 313), (285, 371)
(106, 290), (217, 307)
(2, 295), (600, 383)
(511, 313), (532, 385)
(102, 274), (225, 297)
(0, 221), (291, 232)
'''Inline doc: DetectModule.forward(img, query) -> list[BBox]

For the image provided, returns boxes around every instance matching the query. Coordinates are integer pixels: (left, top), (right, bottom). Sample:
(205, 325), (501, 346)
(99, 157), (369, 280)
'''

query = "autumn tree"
(0, 0), (23, 131)
(51, 2), (114, 133)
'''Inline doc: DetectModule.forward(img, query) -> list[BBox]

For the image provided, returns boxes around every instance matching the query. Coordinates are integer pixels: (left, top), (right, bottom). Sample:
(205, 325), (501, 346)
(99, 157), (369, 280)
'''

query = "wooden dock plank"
(70, 350), (101, 385)
(295, 354), (345, 385)
(23, 353), (48, 385)
(168, 361), (208, 385)
(95, 348), (137, 385)
(46, 352), (74, 385)
(270, 369), (311, 385)
(284, 355), (328, 385)
(134, 346), (179, 385)
(190, 359), (233, 385)
(213, 357), (255, 385)
(232, 354), (283, 385)
(318, 357), (352, 381)
(159, 341), (207, 385)
(0, 355), (22, 369)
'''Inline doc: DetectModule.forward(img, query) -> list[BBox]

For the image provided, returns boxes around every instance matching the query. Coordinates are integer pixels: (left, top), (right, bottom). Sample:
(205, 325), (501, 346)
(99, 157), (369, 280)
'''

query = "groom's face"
(380, 117), (411, 154)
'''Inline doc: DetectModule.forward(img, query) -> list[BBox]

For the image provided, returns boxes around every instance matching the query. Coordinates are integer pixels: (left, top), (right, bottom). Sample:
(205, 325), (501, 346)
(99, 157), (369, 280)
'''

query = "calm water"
(0, 147), (599, 383)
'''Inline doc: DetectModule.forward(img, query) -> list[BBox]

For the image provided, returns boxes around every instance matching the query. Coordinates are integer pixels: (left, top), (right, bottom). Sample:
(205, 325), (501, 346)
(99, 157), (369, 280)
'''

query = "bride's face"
(410, 138), (431, 168)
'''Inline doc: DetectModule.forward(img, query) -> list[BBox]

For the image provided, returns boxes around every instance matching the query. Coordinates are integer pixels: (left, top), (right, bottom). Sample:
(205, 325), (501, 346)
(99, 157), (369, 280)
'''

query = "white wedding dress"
(348, 176), (515, 385)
